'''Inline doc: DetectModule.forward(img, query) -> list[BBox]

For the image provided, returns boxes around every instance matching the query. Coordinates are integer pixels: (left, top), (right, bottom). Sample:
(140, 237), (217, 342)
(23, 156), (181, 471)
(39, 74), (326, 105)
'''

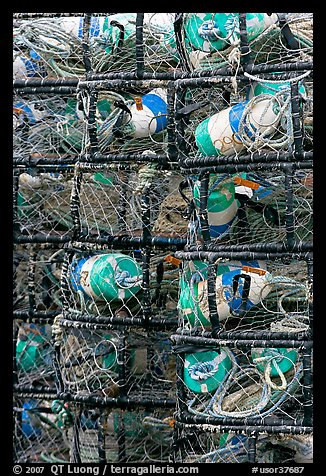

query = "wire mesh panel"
(174, 425), (313, 463)
(13, 244), (64, 314)
(13, 92), (84, 157)
(172, 337), (312, 429)
(176, 169), (312, 247)
(57, 322), (176, 400)
(13, 14), (180, 79)
(179, 13), (313, 73)
(174, 74), (312, 163)
(61, 245), (182, 322)
(176, 255), (312, 336)
(69, 163), (189, 241)
(14, 169), (75, 240)
(64, 406), (174, 463)
(13, 396), (71, 463)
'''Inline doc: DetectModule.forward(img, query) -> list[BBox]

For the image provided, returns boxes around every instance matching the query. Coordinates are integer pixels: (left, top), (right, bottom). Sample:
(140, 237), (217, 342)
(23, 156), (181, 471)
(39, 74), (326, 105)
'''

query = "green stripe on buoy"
(195, 116), (219, 156)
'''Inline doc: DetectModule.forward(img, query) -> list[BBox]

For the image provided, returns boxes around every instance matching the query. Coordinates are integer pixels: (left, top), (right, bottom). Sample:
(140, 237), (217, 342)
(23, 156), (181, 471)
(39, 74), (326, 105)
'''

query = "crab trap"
(171, 334), (313, 462)
(175, 250), (313, 339)
(13, 12), (313, 466)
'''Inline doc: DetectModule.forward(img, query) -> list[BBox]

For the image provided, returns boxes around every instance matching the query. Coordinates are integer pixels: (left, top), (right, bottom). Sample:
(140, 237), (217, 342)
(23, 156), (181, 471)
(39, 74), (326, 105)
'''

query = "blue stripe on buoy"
(222, 269), (254, 314)
(70, 257), (89, 292)
(209, 216), (236, 238)
(254, 185), (273, 200)
(89, 16), (101, 37)
(142, 93), (167, 132)
(229, 101), (248, 141)
(78, 17), (100, 38)
(78, 18), (84, 39)
(14, 102), (35, 124)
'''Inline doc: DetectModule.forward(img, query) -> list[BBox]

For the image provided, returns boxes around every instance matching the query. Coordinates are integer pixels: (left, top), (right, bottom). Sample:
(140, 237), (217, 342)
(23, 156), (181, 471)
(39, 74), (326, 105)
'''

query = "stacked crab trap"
(13, 13), (313, 464)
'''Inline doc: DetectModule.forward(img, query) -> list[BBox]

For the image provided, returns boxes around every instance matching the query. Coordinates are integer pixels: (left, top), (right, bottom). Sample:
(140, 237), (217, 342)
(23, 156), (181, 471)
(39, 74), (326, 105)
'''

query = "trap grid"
(172, 72), (313, 166)
(174, 165), (313, 250)
(170, 334), (313, 463)
(13, 162), (190, 244)
(12, 11), (313, 466)
(13, 13), (312, 81)
(173, 249), (313, 340)
(13, 243), (65, 390)
(173, 423), (313, 463)
(55, 319), (177, 401)
(13, 396), (175, 463)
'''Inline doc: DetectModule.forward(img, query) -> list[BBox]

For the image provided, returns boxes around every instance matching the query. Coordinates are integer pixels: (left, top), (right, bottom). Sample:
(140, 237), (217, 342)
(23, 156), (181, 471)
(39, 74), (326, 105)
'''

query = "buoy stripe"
(78, 17), (102, 39)
(142, 93), (167, 132)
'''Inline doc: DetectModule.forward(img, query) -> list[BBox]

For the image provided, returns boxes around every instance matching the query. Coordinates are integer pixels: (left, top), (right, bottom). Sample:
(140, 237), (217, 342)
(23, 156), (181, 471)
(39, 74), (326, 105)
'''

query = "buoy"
(22, 401), (42, 438)
(16, 324), (51, 372)
(196, 95), (283, 156)
(184, 349), (232, 393)
(251, 348), (298, 377)
(129, 88), (168, 138)
(192, 175), (238, 237)
(184, 13), (278, 53)
(248, 77), (307, 101)
(13, 50), (47, 79)
(178, 263), (271, 325)
(13, 101), (47, 125)
(70, 253), (142, 302)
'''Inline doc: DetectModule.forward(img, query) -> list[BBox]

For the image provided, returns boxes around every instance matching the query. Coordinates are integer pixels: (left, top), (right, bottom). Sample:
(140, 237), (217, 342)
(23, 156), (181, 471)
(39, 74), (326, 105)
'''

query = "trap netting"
(56, 323), (176, 400)
(60, 244), (182, 322)
(174, 73), (313, 162)
(13, 14), (313, 79)
(176, 255), (312, 335)
(177, 169), (312, 247)
(178, 13), (313, 73)
(13, 397), (174, 463)
(14, 164), (189, 241)
(13, 14), (180, 79)
(173, 426), (313, 463)
(13, 11), (313, 466)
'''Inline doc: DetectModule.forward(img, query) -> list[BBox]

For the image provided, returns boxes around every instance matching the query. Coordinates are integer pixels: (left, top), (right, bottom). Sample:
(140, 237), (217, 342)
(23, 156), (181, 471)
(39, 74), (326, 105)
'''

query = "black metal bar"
(174, 420), (312, 435)
(307, 258), (313, 333)
(302, 347), (313, 427)
(207, 261), (221, 337)
(291, 81), (305, 155)
(82, 14), (93, 75)
(71, 166), (83, 240)
(284, 165), (295, 247)
(97, 412), (107, 463)
(72, 408), (82, 463)
(198, 173), (211, 245)
(13, 310), (61, 320)
(13, 61), (313, 87)
(13, 86), (78, 94)
(87, 88), (100, 154)
(27, 250), (37, 314)
(175, 249), (313, 261)
(174, 327), (311, 342)
(174, 14), (192, 72)
(141, 191), (153, 322)
(166, 82), (178, 160)
(182, 161), (313, 175)
(177, 411), (311, 428)
(239, 13), (252, 68)
(184, 242), (313, 253)
(180, 150), (313, 168)
(135, 13), (145, 78)
(247, 434), (257, 463)
(171, 333), (313, 349)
